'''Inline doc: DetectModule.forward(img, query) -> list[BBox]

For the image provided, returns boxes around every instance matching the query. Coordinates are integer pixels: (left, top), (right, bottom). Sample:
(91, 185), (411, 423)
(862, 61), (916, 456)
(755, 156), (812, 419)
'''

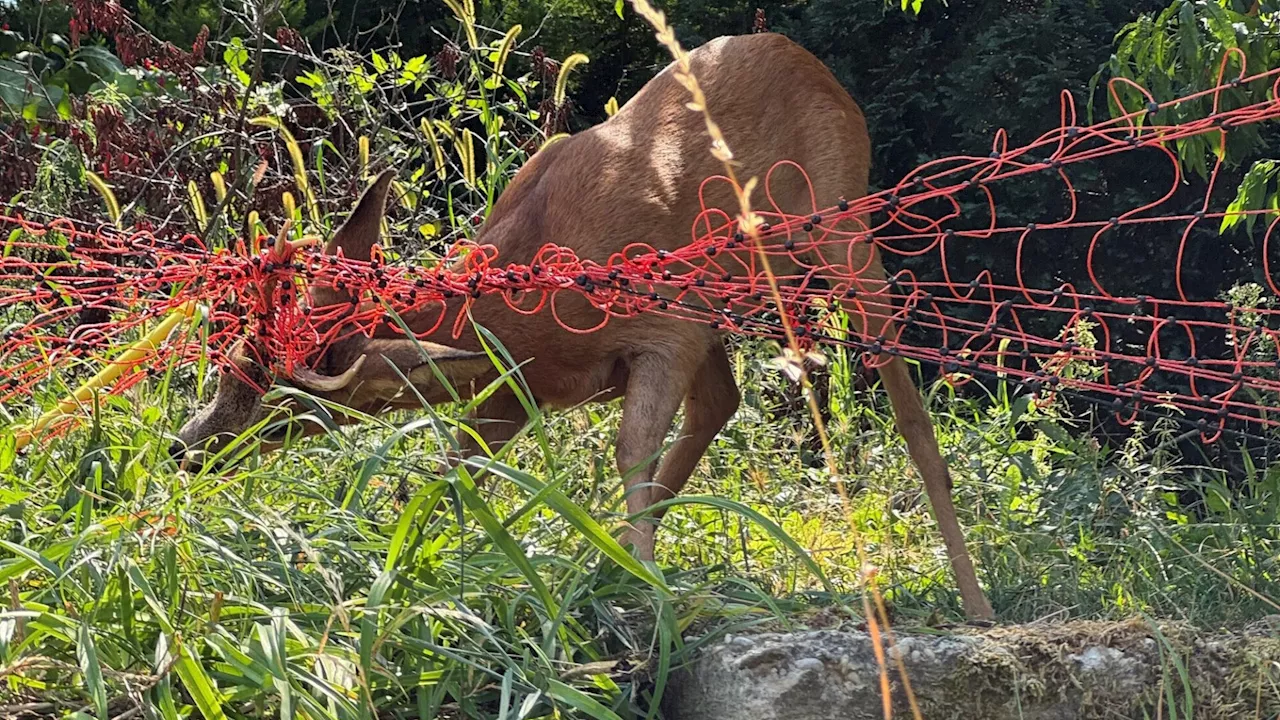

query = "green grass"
(2, 330), (1279, 718)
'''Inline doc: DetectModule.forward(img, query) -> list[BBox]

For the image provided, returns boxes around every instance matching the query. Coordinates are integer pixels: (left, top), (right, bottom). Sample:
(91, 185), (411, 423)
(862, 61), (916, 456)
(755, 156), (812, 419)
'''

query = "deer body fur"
(174, 32), (994, 620)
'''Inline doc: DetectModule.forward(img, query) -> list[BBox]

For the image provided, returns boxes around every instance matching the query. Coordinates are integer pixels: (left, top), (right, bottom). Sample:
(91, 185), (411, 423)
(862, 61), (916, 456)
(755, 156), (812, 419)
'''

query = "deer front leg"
(842, 242), (994, 621)
(615, 351), (697, 561)
(650, 341), (740, 513)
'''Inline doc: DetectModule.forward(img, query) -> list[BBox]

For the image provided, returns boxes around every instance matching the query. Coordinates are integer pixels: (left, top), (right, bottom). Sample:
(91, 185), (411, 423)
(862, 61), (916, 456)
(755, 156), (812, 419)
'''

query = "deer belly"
(536, 357), (628, 408)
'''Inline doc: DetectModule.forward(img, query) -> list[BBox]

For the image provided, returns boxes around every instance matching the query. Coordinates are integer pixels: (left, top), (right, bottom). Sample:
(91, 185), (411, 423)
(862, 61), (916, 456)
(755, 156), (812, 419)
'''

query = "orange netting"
(6, 50), (1280, 447)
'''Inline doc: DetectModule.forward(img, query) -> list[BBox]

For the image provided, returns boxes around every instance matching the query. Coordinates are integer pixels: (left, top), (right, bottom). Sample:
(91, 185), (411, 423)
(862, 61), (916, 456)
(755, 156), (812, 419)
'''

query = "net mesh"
(6, 49), (1280, 446)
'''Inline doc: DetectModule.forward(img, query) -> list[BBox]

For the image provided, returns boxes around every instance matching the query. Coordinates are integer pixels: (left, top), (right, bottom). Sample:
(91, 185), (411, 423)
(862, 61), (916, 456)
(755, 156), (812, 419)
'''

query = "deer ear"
(326, 169), (397, 261)
(405, 342), (496, 387)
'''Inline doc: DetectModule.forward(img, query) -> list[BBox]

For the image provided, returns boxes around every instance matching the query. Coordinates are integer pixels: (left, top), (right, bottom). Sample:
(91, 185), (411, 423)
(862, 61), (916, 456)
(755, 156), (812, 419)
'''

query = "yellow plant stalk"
(249, 116), (322, 227)
(492, 24), (521, 82)
(84, 170), (121, 225)
(187, 180), (208, 228)
(432, 119), (456, 140)
(247, 211), (262, 253)
(13, 301), (198, 451)
(210, 171), (228, 202)
(554, 53), (589, 106)
(420, 118), (447, 180)
(282, 192), (298, 224)
(354, 136), (411, 235)
(456, 130), (477, 187)
(390, 179), (413, 210)
(442, 0), (479, 50)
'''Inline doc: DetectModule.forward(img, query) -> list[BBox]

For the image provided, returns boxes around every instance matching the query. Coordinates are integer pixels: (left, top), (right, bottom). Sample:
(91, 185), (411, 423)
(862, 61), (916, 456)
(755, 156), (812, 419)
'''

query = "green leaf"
(1205, 487), (1231, 515)
(498, 669), (514, 720)
(109, 70), (137, 95)
(615, 0), (624, 18)
(479, 461), (671, 594)
(0, 432), (14, 473)
(546, 679), (623, 720)
(1176, 1), (1202, 71)
(385, 480), (448, 572)
(0, 539), (62, 578)
(1008, 393), (1032, 428)
(1221, 160), (1276, 235)
(125, 561), (174, 634)
(223, 38), (250, 85)
(648, 495), (836, 596)
(646, 598), (676, 720)
(77, 622), (108, 719)
(152, 635), (181, 720)
(452, 467), (559, 616)
(71, 45), (124, 79)
(258, 608), (294, 720)
(359, 569), (395, 718)
(344, 416), (437, 512)
(175, 643), (226, 720)
(0, 30), (23, 55)
(296, 70), (324, 88)
(405, 55), (428, 75)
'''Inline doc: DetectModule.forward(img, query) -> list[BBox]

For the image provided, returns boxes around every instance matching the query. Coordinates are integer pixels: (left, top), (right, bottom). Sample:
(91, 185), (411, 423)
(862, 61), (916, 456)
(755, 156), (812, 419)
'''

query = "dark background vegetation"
(6, 0), (1278, 305)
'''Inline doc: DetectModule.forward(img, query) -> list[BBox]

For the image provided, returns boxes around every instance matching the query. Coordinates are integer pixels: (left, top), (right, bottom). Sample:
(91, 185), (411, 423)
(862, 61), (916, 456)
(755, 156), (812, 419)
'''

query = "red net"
(6, 50), (1280, 447)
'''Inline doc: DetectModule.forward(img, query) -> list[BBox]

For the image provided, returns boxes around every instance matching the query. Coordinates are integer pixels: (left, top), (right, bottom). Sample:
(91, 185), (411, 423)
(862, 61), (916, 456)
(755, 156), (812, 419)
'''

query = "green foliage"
(1095, 0), (1280, 179)
(275, 28), (552, 252)
(1221, 159), (1280, 235)
(5, 332), (1280, 716)
(0, 29), (129, 120)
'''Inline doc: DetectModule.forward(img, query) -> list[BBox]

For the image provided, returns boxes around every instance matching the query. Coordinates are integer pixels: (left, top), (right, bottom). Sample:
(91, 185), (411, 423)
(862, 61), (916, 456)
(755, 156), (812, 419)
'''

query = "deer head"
(171, 170), (493, 465)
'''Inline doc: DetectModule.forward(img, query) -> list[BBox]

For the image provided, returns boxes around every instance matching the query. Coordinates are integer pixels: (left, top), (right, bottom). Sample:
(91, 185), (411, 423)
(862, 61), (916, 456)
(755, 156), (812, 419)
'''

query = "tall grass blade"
(480, 461), (671, 593)
(546, 678), (624, 720)
(76, 621), (108, 718)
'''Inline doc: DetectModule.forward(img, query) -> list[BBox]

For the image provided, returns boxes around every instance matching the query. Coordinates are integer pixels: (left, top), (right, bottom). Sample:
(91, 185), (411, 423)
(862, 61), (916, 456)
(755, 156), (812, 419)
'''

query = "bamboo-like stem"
(13, 302), (198, 451)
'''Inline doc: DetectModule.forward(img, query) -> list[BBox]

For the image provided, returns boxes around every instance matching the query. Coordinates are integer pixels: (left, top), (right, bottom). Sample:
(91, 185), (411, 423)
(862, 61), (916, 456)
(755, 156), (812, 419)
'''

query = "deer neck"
(370, 290), (512, 353)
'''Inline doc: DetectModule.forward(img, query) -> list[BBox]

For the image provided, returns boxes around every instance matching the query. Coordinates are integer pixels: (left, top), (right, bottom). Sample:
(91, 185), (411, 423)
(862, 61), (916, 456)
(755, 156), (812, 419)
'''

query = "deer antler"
(272, 220), (322, 261)
(287, 354), (368, 392)
(255, 221), (325, 306)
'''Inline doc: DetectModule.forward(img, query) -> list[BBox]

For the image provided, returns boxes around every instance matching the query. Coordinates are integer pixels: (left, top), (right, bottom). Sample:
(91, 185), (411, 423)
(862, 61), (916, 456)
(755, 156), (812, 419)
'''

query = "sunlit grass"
(2, 329), (1278, 717)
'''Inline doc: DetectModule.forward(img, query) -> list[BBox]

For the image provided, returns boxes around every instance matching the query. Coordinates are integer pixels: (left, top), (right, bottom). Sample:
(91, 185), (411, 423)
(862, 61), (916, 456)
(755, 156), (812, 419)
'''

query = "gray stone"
(661, 621), (1280, 720)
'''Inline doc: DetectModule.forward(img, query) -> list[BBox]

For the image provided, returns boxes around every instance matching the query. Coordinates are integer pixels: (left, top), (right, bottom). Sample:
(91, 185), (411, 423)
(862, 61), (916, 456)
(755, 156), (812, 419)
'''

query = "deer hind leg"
(825, 214), (993, 620)
(876, 355), (993, 621)
(615, 350), (700, 561)
(650, 341), (741, 516)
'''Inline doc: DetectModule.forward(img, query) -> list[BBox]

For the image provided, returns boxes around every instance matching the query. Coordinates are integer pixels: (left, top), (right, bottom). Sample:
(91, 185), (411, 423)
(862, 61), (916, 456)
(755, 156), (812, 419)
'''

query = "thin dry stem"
(626, 2), (920, 716)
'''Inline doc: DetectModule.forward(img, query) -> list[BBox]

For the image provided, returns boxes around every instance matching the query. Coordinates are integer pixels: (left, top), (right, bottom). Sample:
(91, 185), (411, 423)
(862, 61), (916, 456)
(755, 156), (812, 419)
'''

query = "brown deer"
(173, 32), (994, 620)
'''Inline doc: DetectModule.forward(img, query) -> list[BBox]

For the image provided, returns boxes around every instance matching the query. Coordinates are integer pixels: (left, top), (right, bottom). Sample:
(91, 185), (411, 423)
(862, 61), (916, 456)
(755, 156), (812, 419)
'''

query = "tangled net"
(6, 50), (1280, 448)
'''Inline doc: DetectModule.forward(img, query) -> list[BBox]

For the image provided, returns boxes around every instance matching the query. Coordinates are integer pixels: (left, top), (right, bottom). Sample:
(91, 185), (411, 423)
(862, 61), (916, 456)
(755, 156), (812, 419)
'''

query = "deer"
(172, 32), (995, 621)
